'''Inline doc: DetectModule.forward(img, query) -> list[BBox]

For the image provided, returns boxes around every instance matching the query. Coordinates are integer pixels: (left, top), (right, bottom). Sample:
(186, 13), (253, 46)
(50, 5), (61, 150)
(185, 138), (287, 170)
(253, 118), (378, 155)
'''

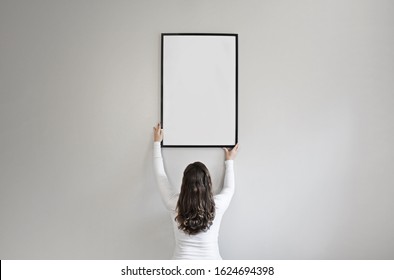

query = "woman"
(153, 123), (239, 259)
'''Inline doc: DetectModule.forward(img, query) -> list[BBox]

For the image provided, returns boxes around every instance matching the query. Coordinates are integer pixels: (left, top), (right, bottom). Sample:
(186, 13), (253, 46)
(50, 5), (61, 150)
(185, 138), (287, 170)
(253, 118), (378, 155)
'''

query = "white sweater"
(153, 142), (235, 260)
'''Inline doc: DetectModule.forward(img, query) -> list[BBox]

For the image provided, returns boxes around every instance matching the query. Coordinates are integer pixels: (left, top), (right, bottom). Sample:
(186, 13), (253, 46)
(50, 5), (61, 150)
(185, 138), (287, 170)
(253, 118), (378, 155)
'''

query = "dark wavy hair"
(175, 162), (215, 235)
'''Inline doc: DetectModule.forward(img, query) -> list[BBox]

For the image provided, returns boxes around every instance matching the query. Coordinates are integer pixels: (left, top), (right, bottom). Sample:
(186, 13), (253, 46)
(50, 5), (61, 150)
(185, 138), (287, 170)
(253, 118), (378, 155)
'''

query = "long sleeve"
(214, 160), (235, 213)
(153, 142), (178, 211)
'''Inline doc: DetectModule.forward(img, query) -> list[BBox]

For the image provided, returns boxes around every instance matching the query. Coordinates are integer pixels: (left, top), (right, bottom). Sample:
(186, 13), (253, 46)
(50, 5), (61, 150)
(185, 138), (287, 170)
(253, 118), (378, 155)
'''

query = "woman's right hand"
(223, 143), (239, 160)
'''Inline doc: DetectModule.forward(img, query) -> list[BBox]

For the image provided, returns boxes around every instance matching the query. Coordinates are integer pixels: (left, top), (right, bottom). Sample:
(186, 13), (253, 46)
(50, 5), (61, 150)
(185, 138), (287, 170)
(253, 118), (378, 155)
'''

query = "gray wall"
(1, 0), (393, 259)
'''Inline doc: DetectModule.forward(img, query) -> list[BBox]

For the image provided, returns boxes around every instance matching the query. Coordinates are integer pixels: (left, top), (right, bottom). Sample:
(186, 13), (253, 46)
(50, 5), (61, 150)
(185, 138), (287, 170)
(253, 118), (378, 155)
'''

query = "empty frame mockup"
(161, 33), (238, 147)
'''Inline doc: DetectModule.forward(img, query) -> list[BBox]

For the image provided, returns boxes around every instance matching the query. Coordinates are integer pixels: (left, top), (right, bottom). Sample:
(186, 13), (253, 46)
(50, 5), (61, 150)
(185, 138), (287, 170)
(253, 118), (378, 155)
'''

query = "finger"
(154, 123), (162, 133)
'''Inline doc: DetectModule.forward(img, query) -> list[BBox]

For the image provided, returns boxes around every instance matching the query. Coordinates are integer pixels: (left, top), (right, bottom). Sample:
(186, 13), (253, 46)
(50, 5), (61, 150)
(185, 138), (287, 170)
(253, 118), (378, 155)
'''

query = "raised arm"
(153, 123), (178, 211)
(215, 144), (239, 212)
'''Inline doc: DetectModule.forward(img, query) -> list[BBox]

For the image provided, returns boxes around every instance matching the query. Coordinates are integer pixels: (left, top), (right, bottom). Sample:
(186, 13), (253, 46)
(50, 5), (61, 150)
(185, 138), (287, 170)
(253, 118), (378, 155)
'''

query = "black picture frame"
(161, 33), (238, 148)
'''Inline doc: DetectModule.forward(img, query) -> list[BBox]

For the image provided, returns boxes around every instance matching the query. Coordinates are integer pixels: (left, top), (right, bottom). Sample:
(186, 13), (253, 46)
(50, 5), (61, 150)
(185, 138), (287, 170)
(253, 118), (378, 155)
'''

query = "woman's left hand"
(153, 123), (163, 142)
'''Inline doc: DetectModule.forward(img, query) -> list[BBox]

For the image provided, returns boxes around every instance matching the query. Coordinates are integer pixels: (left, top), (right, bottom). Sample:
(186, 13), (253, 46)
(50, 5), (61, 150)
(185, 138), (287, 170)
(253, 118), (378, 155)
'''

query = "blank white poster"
(161, 34), (238, 147)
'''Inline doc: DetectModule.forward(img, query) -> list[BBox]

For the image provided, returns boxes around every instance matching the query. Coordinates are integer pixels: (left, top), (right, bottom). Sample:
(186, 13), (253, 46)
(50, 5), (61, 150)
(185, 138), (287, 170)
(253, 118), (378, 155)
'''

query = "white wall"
(1, 0), (393, 259)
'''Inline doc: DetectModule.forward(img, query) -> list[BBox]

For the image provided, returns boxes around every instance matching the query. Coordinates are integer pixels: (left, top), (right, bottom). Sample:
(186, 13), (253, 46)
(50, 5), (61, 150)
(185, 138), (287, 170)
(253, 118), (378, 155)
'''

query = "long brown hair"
(175, 162), (215, 235)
